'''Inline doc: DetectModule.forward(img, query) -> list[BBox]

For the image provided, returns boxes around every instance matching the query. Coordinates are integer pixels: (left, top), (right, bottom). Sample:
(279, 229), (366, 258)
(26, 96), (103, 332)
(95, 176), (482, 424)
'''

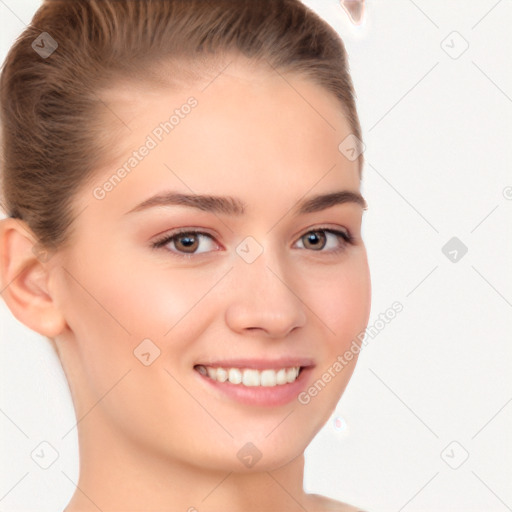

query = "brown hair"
(0, 0), (363, 252)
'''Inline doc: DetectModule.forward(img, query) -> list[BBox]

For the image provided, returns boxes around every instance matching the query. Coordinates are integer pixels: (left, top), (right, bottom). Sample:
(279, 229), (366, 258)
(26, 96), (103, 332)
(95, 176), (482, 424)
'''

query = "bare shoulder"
(306, 492), (369, 512)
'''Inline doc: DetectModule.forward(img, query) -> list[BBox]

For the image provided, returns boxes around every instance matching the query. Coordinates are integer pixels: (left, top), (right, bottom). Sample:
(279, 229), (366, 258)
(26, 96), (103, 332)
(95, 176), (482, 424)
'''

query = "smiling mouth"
(193, 364), (304, 387)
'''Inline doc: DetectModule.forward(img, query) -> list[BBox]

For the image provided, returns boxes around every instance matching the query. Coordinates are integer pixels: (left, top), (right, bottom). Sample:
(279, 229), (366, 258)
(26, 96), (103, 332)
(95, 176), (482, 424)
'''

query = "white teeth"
(242, 369), (260, 386)
(260, 369), (276, 387)
(286, 367), (298, 383)
(276, 368), (287, 385)
(228, 368), (242, 384)
(196, 365), (302, 386)
(216, 367), (228, 382)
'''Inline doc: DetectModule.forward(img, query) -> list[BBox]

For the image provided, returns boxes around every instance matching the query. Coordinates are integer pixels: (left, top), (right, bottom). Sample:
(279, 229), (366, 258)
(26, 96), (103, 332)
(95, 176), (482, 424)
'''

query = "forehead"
(99, 55), (352, 146)
(78, 58), (360, 220)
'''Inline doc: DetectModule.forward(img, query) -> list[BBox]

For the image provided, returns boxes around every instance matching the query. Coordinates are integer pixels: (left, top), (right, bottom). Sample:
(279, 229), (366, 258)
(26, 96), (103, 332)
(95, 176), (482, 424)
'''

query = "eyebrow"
(125, 189), (367, 216)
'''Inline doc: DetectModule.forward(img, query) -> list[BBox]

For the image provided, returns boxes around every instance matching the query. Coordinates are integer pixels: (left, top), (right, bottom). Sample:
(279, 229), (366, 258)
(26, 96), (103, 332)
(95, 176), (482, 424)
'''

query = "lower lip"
(194, 367), (314, 407)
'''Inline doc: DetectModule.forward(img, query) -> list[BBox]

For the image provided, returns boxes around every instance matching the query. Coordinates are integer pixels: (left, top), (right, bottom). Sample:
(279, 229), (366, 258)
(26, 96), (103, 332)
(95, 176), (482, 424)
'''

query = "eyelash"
(151, 226), (354, 259)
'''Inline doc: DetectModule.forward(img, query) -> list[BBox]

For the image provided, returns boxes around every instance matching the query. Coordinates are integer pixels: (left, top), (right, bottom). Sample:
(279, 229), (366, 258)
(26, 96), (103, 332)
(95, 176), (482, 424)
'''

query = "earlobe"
(0, 218), (67, 338)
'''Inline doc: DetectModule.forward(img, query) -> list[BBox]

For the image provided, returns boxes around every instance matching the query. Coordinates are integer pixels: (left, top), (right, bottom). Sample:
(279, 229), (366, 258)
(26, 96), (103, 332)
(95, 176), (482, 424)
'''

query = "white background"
(1, 1), (511, 511)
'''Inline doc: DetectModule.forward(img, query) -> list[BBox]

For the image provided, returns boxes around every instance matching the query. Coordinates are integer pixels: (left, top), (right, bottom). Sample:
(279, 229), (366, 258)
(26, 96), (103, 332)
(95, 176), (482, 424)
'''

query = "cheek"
(69, 247), (212, 339)
(295, 256), (370, 427)
(309, 254), (371, 348)
(57, 256), (205, 442)
(61, 251), (226, 403)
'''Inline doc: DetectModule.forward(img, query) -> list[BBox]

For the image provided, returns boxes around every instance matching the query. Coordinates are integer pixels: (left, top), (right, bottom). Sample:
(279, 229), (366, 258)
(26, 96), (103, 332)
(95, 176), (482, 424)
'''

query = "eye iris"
(176, 233), (198, 252)
(304, 231), (326, 250)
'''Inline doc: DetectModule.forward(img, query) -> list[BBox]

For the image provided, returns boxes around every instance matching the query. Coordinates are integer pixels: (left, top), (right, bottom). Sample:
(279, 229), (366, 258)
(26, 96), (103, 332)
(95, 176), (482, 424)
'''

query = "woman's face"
(49, 58), (371, 473)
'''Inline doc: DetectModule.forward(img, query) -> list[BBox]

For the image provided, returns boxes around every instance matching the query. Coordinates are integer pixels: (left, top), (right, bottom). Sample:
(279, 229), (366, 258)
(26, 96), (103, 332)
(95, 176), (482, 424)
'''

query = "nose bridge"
(239, 243), (289, 296)
(225, 238), (307, 337)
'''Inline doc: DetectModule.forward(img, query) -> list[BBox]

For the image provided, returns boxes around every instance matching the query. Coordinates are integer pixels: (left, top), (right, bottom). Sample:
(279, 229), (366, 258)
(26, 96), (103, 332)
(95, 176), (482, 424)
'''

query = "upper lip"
(194, 358), (315, 370)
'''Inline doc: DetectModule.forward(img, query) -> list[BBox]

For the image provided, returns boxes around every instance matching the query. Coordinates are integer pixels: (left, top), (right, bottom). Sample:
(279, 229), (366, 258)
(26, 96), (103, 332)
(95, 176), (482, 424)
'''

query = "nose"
(224, 250), (307, 338)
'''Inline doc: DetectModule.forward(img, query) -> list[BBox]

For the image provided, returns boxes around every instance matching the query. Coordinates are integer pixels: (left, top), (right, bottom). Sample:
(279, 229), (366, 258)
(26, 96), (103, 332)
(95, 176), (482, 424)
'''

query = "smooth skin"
(0, 57), (371, 512)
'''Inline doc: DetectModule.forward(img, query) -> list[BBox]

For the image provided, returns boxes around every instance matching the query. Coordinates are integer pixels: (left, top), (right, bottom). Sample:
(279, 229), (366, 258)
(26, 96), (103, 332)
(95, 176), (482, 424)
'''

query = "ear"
(0, 217), (67, 338)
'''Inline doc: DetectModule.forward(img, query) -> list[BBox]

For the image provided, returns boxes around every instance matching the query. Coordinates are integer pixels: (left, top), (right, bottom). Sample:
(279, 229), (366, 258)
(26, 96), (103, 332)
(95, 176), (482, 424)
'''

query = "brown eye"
(294, 228), (353, 255)
(173, 233), (200, 253)
(152, 227), (352, 258)
(152, 230), (218, 257)
(301, 231), (327, 251)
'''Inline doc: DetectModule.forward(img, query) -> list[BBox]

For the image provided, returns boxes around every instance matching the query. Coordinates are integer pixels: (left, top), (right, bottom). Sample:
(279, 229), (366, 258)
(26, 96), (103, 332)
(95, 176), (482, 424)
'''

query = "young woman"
(0, 1), (371, 510)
